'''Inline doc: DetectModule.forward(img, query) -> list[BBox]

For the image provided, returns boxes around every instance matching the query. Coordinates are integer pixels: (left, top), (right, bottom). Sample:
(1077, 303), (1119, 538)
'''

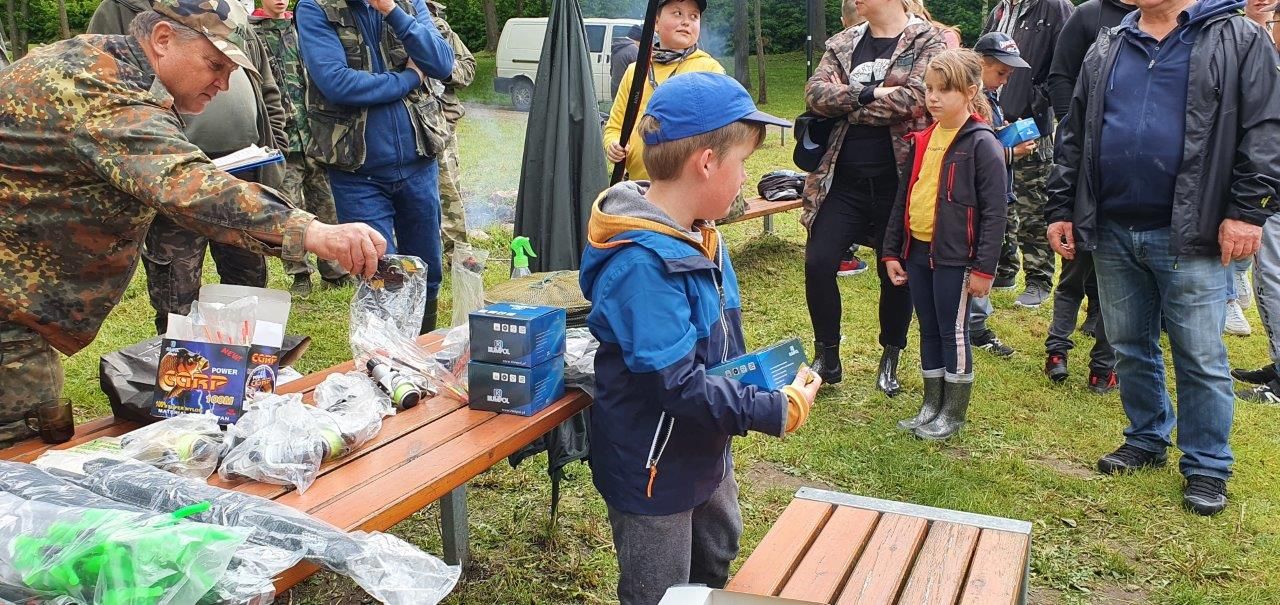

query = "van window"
(585, 24), (606, 53)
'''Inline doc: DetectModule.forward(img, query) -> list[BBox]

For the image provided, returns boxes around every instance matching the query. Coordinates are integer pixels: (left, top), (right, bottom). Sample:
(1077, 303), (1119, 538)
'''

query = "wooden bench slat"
(0, 416), (131, 462)
(834, 513), (929, 605)
(896, 521), (982, 605)
(957, 529), (1029, 605)
(778, 506), (879, 603)
(8, 421), (141, 464)
(307, 391), (591, 531)
(726, 498), (834, 596)
(719, 197), (803, 226)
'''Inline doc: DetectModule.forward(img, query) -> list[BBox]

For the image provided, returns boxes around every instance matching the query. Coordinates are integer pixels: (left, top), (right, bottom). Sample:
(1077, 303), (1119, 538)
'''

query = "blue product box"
(468, 356), (566, 416)
(997, 118), (1041, 148)
(469, 303), (567, 368)
(152, 340), (281, 424)
(706, 338), (808, 391)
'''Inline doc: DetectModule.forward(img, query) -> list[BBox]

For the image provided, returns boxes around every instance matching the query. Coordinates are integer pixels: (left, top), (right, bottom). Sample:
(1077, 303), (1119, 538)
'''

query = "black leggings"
(804, 171), (913, 348)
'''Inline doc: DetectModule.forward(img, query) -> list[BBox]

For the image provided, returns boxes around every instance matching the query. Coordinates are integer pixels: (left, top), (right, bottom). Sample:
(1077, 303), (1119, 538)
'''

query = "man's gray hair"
(129, 10), (205, 43)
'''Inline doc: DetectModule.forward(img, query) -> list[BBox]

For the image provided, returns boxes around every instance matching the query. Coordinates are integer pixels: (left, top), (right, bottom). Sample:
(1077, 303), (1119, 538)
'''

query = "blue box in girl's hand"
(469, 303), (567, 368)
(997, 118), (1041, 148)
(706, 338), (808, 391)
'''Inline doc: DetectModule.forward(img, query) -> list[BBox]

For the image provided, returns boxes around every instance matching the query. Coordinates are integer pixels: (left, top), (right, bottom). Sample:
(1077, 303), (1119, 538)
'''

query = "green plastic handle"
(510, 236), (537, 269)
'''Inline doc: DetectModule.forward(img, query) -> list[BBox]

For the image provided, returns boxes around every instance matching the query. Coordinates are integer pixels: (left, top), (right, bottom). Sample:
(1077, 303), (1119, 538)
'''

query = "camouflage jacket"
(434, 15), (474, 127)
(800, 18), (945, 231)
(251, 13), (308, 153)
(0, 35), (314, 355)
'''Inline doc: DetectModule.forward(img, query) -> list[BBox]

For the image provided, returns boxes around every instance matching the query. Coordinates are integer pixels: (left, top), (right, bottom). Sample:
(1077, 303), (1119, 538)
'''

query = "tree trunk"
(753, 0), (767, 104)
(807, 0), (826, 60)
(4, 0), (15, 63)
(732, 0), (750, 90)
(15, 0), (28, 60)
(483, 0), (499, 52)
(57, 0), (69, 39)
(515, 0), (524, 17)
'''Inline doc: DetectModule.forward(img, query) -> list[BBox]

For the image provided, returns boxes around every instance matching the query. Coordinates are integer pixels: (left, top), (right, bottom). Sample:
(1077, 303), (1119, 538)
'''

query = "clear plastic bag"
(431, 325), (470, 392)
(0, 492), (248, 605)
(119, 414), (224, 480)
(71, 459), (461, 605)
(450, 244), (489, 328)
(564, 328), (599, 397)
(350, 314), (467, 404)
(353, 255), (428, 341)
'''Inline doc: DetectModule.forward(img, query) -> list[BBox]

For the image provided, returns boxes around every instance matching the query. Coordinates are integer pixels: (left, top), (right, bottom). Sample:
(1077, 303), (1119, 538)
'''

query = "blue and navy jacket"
(579, 183), (788, 516)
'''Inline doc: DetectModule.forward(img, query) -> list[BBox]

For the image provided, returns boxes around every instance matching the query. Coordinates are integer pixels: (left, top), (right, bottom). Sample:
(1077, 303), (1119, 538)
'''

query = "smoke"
(456, 105), (527, 229)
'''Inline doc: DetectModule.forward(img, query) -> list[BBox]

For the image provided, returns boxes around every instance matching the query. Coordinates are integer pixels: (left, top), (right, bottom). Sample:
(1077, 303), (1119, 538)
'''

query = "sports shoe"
(992, 274), (1017, 291)
(1087, 368), (1118, 395)
(1182, 475), (1228, 516)
(1236, 378), (1280, 404)
(1044, 351), (1068, 383)
(837, 257), (869, 277)
(1234, 271), (1252, 309)
(1097, 443), (1167, 475)
(1232, 364), (1278, 385)
(1014, 283), (1051, 308)
(290, 274), (313, 297)
(973, 331), (1014, 357)
(1224, 300), (1251, 337)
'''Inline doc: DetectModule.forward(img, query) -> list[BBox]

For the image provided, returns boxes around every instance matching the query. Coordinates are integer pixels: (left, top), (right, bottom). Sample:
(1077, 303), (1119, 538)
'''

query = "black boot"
(914, 379), (972, 440)
(811, 341), (842, 385)
(420, 296), (439, 335)
(897, 374), (944, 431)
(876, 346), (902, 397)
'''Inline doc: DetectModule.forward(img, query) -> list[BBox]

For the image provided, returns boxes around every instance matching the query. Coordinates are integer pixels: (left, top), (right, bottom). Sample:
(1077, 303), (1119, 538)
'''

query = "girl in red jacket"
(882, 49), (1009, 441)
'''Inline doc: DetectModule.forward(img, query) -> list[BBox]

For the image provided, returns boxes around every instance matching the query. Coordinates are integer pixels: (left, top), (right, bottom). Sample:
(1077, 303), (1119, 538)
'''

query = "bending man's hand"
(303, 221), (387, 279)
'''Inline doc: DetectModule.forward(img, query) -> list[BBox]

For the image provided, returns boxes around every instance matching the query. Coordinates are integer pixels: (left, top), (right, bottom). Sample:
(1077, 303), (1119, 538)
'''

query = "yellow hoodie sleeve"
(602, 63), (633, 161)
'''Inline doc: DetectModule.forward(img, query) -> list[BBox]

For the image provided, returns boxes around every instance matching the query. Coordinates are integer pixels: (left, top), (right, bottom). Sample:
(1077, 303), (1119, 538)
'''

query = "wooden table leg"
(441, 484), (469, 567)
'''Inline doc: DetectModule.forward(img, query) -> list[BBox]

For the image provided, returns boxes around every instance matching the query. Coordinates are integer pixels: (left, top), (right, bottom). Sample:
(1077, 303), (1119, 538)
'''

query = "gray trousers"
(606, 474), (743, 605)
(1254, 214), (1280, 369)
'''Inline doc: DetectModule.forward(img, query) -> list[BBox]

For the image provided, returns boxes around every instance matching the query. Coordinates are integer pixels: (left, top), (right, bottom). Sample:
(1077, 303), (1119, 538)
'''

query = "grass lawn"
(59, 53), (1280, 604)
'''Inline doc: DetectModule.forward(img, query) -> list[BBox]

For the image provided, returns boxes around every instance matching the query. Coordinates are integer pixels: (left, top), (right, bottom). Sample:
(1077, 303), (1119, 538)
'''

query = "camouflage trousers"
(996, 140), (1056, 288)
(0, 322), (63, 449)
(143, 213), (268, 335)
(282, 152), (347, 281)
(438, 131), (469, 257)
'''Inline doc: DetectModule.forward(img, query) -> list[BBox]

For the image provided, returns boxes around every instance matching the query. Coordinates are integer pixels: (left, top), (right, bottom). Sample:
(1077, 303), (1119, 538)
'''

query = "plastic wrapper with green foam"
(119, 414), (224, 480)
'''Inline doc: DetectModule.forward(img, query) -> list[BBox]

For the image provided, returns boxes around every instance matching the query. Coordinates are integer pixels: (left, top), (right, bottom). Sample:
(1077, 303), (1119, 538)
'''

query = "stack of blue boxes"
(467, 303), (567, 416)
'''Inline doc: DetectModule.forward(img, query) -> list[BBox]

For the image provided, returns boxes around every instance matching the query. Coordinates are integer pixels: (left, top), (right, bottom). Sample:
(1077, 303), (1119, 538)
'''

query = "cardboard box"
(658, 587), (822, 605)
(997, 117), (1041, 148)
(706, 338), (808, 391)
(469, 303), (566, 368)
(468, 356), (565, 416)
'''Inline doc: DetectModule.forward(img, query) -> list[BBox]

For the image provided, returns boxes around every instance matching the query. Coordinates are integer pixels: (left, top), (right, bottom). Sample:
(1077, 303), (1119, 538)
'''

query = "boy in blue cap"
(580, 72), (822, 605)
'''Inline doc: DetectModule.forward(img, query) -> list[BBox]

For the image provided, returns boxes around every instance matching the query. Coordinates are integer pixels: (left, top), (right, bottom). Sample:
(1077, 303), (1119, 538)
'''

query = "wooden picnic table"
(0, 333), (592, 594)
(721, 196), (804, 234)
(728, 487), (1032, 605)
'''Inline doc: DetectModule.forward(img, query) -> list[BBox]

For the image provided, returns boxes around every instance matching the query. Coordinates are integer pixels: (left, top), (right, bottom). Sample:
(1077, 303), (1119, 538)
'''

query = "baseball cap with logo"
(642, 72), (790, 145)
(974, 32), (1030, 69)
(151, 0), (259, 76)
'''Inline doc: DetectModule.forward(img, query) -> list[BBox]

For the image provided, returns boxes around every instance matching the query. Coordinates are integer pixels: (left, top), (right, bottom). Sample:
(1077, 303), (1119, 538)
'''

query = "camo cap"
(151, 0), (258, 76)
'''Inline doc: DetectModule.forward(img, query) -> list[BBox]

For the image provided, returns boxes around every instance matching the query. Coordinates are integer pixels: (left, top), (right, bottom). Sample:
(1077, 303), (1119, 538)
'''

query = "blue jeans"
(1093, 221), (1234, 480)
(328, 158), (443, 298)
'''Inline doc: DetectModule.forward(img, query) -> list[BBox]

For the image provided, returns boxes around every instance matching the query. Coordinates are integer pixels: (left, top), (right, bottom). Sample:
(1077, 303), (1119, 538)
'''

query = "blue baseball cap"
(642, 72), (791, 145)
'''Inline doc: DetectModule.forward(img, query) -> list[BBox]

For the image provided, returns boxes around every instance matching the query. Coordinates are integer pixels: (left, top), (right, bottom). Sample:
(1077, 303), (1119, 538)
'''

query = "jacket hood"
(611, 38), (636, 52)
(1120, 0), (1243, 29)
(905, 114), (995, 146)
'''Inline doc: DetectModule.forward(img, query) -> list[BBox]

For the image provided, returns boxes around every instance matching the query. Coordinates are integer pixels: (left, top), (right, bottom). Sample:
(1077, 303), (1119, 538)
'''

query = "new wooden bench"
(727, 487), (1032, 605)
(0, 333), (592, 595)
(721, 196), (804, 234)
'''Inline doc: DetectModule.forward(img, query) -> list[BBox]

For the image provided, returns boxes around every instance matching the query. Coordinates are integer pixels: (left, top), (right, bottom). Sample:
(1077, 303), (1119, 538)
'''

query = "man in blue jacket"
(297, 0), (454, 332)
(1047, 0), (1280, 516)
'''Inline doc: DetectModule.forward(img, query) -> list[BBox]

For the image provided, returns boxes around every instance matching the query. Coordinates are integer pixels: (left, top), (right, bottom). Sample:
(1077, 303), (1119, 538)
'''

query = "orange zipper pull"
(646, 465), (658, 498)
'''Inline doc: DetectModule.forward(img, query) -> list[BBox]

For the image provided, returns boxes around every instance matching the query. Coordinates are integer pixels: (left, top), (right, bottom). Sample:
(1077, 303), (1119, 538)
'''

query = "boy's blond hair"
(638, 117), (765, 180)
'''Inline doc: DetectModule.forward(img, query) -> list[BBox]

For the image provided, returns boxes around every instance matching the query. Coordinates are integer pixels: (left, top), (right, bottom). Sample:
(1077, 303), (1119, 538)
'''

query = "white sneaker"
(1225, 300), (1251, 337)
(1234, 271), (1253, 309)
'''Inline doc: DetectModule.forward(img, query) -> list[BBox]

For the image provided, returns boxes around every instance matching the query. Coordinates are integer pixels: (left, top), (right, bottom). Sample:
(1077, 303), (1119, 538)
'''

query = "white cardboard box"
(658, 587), (823, 605)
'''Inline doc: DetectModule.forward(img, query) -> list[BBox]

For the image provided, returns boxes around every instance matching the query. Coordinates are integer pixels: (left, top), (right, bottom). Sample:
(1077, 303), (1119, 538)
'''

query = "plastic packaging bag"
(313, 372), (396, 419)
(353, 255), (427, 341)
(0, 492), (248, 605)
(350, 314), (467, 403)
(431, 325), (470, 392)
(119, 414), (224, 479)
(72, 459), (461, 605)
(450, 244), (489, 328)
(564, 328), (599, 397)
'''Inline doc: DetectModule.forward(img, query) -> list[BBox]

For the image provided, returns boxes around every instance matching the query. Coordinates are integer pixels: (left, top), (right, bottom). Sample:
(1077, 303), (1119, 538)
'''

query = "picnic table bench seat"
(720, 196), (804, 233)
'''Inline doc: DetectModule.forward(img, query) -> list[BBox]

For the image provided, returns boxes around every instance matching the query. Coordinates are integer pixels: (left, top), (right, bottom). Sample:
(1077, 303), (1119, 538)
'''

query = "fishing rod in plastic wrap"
(609, 0), (661, 186)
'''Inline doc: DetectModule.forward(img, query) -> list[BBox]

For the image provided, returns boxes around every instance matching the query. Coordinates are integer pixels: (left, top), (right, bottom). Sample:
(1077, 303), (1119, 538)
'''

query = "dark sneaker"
(993, 274), (1017, 291)
(290, 274), (313, 297)
(1182, 475), (1228, 516)
(1014, 283), (1051, 308)
(1045, 352), (1069, 383)
(1097, 443), (1167, 475)
(1231, 364), (1278, 385)
(973, 331), (1014, 357)
(1088, 368), (1118, 395)
(1236, 379), (1280, 404)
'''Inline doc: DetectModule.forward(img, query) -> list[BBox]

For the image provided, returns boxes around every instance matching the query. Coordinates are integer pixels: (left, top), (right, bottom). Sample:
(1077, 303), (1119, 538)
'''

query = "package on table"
(468, 303), (567, 368)
(468, 356), (565, 416)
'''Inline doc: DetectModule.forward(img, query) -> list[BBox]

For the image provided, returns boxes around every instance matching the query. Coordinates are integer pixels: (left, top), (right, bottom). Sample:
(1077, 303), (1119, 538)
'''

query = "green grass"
(59, 53), (1280, 604)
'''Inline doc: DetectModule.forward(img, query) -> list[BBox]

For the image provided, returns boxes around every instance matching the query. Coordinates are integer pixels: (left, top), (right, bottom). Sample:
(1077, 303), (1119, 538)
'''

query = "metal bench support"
(440, 484), (470, 566)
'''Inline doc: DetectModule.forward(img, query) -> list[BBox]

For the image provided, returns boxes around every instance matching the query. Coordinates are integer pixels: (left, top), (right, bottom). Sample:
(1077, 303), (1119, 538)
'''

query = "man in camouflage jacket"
(0, 0), (385, 449)
(427, 0), (475, 258)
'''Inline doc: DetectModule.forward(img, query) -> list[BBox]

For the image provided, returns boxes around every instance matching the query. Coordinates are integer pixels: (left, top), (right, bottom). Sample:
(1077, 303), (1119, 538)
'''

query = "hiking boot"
(290, 274), (313, 298)
(1080, 305), (1099, 339)
(1234, 271), (1252, 310)
(837, 257), (869, 277)
(1097, 443), (1167, 475)
(811, 341), (843, 385)
(420, 296), (439, 335)
(1236, 378), (1280, 404)
(1087, 367), (1118, 395)
(1014, 283), (1051, 308)
(876, 346), (903, 398)
(1232, 364), (1278, 385)
(973, 331), (1014, 358)
(897, 374), (944, 431)
(993, 274), (1017, 291)
(1044, 351), (1069, 383)
(322, 274), (357, 288)
(914, 379), (972, 440)
(1182, 475), (1228, 516)
(1225, 300), (1251, 336)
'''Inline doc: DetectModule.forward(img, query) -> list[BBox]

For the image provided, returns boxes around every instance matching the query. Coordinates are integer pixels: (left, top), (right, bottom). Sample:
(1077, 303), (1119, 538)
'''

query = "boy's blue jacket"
(579, 182), (788, 516)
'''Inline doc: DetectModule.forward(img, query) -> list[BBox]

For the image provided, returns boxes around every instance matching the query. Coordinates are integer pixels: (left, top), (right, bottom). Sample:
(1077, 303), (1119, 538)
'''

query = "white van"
(494, 17), (643, 111)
